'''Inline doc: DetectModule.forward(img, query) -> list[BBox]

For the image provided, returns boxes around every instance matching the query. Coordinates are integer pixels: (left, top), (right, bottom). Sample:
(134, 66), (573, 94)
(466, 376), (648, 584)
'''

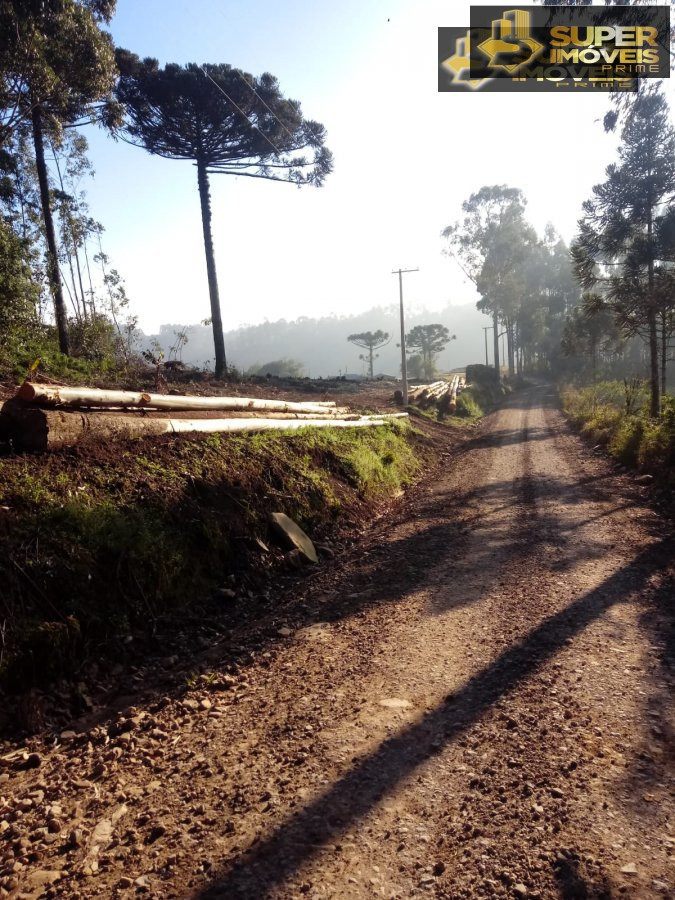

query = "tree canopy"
(0, 0), (119, 143)
(115, 56), (332, 184)
(347, 330), (390, 378)
(406, 324), (454, 381)
(444, 185), (537, 375)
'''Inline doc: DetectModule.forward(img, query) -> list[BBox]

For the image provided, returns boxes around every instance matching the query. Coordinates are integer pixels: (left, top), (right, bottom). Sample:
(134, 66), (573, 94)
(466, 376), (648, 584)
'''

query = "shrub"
(608, 416), (645, 466)
(562, 381), (674, 481)
(455, 391), (482, 418)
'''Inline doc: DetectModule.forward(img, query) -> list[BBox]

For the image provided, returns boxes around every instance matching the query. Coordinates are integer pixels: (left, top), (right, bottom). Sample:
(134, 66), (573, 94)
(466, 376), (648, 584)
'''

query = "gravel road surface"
(3, 385), (673, 899)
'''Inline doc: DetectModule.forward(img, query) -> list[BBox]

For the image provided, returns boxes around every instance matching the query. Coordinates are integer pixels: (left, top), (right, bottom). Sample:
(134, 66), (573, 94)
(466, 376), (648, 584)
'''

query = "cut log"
(418, 381), (450, 409)
(15, 382), (338, 415)
(0, 402), (408, 452)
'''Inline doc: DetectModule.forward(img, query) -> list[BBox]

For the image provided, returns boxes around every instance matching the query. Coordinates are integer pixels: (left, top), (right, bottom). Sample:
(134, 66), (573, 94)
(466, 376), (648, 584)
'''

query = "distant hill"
(145, 303), (494, 377)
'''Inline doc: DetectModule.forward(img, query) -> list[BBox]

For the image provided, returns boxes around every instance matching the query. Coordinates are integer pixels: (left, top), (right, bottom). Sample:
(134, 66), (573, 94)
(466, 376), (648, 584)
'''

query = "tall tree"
(406, 324), (454, 381)
(116, 56), (333, 378)
(0, 0), (120, 353)
(347, 330), (390, 378)
(572, 89), (675, 416)
(443, 186), (534, 375)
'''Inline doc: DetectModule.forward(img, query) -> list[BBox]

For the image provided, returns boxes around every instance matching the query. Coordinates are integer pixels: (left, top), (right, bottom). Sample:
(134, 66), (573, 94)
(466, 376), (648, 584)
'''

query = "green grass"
(455, 391), (483, 419)
(0, 421), (430, 689)
(561, 382), (675, 478)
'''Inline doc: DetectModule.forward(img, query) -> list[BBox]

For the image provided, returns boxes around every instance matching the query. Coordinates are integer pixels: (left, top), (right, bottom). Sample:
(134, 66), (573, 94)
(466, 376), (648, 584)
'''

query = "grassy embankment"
(561, 380), (674, 485)
(0, 421), (435, 692)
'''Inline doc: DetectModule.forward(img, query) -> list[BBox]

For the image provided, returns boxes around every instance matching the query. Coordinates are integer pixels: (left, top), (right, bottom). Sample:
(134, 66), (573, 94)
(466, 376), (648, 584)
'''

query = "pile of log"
(404, 375), (466, 414)
(0, 382), (408, 452)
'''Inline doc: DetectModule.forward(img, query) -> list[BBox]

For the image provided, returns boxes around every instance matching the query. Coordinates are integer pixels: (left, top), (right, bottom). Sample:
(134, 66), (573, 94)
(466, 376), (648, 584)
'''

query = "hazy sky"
(79, 0), (672, 333)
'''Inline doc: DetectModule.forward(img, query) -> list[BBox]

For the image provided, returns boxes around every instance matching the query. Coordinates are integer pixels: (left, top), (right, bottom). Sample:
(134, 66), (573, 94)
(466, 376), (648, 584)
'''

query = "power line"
(208, 2), (299, 145)
(198, 65), (283, 157)
(234, 70), (298, 144)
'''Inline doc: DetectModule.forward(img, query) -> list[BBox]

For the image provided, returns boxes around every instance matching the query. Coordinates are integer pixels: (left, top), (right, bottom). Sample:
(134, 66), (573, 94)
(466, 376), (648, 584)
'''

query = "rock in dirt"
(25, 869), (61, 890)
(379, 698), (412, 709)
(269, 512), (319, 564)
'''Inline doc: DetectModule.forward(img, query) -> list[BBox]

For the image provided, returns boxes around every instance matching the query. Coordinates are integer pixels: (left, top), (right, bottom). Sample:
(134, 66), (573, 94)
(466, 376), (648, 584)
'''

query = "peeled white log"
(0, 402), (408, 451)
(16, 382), (338, 415)
(165, 415), (407, 434)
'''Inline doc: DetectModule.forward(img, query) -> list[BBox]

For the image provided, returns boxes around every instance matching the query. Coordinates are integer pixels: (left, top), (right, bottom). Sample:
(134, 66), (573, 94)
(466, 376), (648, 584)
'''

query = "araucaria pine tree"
(116, 56), (333, 377)
(347, 330), (390, 378)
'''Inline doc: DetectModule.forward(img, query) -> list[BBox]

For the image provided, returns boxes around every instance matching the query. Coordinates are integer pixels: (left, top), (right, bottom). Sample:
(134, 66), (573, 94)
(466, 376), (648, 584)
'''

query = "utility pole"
(392, 267), (419, 407)
(482, 326), (491, 367)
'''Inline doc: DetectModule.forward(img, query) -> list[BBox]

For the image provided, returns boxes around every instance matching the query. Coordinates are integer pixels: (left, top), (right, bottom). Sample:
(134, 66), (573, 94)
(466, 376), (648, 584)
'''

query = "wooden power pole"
(392, 267), (419, 407)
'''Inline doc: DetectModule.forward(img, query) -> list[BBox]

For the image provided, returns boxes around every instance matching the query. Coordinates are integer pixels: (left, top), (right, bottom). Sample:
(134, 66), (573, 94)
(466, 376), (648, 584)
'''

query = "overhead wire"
(234, 69), (298, 144)
(198, 65), (283, 156)
(208, 2), (300, 145)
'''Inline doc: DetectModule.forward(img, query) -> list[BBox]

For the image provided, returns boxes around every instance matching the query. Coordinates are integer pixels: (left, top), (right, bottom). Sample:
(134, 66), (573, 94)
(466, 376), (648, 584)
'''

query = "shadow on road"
(195, 536), (674, 899)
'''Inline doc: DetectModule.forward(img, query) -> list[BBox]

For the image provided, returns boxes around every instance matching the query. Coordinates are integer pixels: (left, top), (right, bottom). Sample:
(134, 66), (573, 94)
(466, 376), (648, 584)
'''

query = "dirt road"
(3, 385), (673, 899)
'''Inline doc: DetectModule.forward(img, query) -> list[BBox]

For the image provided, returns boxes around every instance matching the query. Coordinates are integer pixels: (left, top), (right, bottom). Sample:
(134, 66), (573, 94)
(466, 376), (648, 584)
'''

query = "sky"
(78, 0), (672, 334)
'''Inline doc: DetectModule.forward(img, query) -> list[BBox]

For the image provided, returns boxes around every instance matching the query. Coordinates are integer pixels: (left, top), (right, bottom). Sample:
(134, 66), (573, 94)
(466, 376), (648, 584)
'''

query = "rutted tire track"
(2, 385), (672, 900)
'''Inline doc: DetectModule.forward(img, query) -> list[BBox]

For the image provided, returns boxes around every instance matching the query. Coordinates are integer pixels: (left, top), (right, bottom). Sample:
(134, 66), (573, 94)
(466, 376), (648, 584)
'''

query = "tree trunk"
(507, 320), (515, 377)
(647, 307), (660, 417)
(83, 240), (96, 315)
(647, 205), (659, 417)
(16, 382), (343, 414)
(368, 345), (374, 379)
(1, 402), (406, 453)
(31, 104), (69, 354)
(52, 147), (86, 322)
(492, 311), (500, 374)
(660, 309), (667, 400)
(197, 158), (226, 378)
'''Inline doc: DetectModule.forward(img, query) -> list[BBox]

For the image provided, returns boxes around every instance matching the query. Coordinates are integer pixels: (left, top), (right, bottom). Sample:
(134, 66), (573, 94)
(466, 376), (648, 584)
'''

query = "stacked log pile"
(0, 383), (408, 452)
(402, 375), (466, 414)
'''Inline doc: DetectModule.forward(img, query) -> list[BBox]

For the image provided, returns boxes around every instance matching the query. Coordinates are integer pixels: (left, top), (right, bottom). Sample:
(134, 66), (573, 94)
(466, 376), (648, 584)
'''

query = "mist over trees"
(444, 189), (583, 378)
(144, 303), (493, 378)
